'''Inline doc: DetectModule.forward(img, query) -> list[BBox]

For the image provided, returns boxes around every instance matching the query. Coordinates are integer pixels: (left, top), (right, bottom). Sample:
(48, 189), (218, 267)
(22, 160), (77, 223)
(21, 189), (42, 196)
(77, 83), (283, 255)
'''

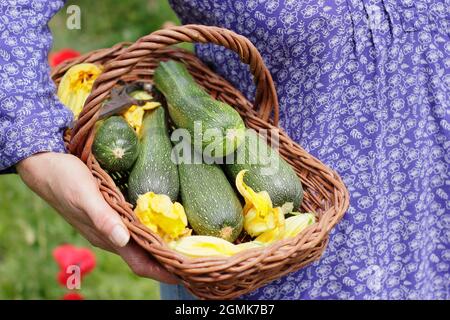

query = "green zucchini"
(92, 116), (139, 172)
(224, 129), (304, 210)
(128, 107), (179, 204)
(153, 60), (245, 158)
(177, 145), (244, 242)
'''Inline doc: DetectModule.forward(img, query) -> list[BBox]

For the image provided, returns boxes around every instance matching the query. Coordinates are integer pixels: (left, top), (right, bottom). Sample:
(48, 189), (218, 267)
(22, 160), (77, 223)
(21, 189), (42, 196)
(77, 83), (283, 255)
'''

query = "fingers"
(77, 175), (130, 247)
(78, 225), (116, 253)
(18, 152), (177, 282)
(83, 195), (130, 247)
(80, 224), (179, 284)
(18, 152), (130, 248)
(116, 241), (180, 284)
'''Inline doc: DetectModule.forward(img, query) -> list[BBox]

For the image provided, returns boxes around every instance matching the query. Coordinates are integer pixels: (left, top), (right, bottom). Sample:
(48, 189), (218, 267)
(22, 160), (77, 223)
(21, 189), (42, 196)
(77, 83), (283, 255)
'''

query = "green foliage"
(0, 175), (160, 299)
(50, 0), (182, 53)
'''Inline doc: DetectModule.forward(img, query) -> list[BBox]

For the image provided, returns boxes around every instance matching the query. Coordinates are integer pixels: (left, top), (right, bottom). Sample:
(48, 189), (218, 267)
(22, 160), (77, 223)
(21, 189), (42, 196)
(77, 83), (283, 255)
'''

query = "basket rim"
(54, 24), (350, 299)
(77, 76), (348, 271)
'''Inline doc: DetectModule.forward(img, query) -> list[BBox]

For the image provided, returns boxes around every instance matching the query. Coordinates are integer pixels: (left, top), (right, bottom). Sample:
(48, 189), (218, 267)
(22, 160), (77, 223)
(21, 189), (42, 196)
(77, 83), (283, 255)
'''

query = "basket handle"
(70, 25), (279, 160)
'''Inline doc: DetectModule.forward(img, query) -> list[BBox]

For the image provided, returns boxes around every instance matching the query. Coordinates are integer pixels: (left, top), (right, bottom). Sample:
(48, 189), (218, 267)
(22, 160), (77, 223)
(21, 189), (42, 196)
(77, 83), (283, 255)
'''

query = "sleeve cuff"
(0, 95), (73, 173)
(0, 131), (68, 174)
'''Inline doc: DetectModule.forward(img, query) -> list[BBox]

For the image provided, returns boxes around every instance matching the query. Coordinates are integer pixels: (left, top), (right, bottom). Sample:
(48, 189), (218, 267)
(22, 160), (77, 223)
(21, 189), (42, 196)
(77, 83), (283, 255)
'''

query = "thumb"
(82, 191), (130, 248)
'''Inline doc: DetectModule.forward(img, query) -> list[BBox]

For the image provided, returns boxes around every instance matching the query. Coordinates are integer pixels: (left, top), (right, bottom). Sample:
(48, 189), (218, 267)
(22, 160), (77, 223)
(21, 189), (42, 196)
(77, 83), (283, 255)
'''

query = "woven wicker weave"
(51, 25), (349, 300)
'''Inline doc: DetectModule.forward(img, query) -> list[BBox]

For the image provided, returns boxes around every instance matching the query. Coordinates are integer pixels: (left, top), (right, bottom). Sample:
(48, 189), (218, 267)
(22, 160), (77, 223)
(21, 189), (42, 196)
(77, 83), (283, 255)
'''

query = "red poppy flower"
(53, 244), (96, 286)
(62, 292), (84, 300)
(50, 48), (81, 67)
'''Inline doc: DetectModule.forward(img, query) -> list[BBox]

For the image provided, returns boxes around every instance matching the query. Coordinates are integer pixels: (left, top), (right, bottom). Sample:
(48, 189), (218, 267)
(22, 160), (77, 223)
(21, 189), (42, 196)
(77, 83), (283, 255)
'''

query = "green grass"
(0, 174), (160, 300)
(0, 0), (184, 300)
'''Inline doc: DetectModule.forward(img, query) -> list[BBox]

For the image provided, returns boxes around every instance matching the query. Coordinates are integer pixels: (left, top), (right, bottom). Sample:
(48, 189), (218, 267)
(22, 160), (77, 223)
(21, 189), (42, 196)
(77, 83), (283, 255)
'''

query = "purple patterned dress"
(165, 0), (450, 299)
(0, 1), (72, 172)
(0, 0), (448, 299)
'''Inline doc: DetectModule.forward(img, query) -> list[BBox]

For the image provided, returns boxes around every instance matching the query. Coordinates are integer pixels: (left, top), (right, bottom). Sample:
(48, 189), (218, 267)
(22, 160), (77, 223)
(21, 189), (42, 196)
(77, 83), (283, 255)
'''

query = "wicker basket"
(51, 25), (349, 300)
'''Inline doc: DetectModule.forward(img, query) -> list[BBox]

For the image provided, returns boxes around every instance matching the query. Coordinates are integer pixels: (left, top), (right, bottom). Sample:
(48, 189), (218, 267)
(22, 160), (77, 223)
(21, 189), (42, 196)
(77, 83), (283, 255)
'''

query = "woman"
(0, 1), (178, 286)
(161, 0), (449, 300)
(1, 1), (448, 299)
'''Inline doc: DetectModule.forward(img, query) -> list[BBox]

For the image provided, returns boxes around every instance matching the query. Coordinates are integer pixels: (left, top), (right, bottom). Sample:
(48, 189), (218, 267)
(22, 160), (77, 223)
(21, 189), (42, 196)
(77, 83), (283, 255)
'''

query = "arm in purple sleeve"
(0, 0), (72, 173)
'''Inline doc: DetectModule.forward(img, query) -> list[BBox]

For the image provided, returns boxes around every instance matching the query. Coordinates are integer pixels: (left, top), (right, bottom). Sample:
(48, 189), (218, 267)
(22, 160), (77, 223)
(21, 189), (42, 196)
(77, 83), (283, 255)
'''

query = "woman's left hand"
(16, 152), (179, 284)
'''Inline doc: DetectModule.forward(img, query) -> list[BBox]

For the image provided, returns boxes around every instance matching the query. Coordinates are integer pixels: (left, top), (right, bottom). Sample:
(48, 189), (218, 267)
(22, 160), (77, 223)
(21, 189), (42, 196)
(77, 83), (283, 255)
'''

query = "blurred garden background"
(0, 0), (181, 300)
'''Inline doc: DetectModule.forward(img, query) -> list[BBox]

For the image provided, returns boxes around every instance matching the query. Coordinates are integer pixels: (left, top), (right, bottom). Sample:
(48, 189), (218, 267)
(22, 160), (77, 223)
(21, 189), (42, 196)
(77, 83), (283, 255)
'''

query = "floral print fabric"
(0, 0), (448, 300)
(0, 0), (72, 171)
(169, 0), (450, 299)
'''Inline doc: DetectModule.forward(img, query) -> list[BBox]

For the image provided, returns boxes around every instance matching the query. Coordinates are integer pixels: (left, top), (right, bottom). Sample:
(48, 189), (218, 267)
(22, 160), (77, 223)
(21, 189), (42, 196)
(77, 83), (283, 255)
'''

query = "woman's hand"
(16, 152), (178, 284)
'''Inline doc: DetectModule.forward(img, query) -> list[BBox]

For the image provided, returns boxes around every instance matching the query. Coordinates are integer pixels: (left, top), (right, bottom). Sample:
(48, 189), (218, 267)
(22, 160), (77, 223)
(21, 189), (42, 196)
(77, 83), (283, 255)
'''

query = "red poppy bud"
(62, 292), (84, 300)
(53, 244), (96, 287)
(50, 49), (81, 67)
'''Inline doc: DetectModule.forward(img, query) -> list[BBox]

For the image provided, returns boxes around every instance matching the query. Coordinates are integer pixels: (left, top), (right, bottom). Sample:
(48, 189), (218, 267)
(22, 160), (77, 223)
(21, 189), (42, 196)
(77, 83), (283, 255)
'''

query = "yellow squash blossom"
(122, 90), (160, 134)
(57, 63), (103, 119)
(236, 170), (285, 242)
(254, 207), (285, 243)
(135, 192), (190, 241)
(234, 241), (266, 252)
(169, 236), (265, 258)
(169, 235), (238, 258)
(283, 213), (316, 239)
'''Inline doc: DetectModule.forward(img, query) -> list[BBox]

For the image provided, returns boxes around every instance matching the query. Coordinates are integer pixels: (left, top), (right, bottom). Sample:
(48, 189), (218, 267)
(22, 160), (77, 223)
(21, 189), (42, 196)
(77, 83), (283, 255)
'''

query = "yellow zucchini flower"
(169, 235), (238, 257)
(169, 236), (265, 258)
(57, 63), (103, 119)
(135, 192), (190, 241)
(235, 170), (285, 243)
(283, 213), (316, 239)
(122, 90), (160, 135)
(234, 240), (265, 252)
(254, 207), (285, 243)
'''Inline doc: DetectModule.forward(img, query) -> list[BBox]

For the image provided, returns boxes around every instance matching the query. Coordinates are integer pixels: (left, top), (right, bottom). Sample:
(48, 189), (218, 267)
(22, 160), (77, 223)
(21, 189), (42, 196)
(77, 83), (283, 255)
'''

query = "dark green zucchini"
(153, 60), (245, 158)
(92, 116), (139, 172)
(177, 145), (244, 242)
(224, 129), (304, 210)
(127, 107), (179, 204)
